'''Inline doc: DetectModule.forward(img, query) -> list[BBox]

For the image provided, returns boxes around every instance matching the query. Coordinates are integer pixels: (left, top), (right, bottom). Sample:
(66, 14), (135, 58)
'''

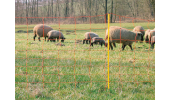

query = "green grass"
(15, 22), (155, 99)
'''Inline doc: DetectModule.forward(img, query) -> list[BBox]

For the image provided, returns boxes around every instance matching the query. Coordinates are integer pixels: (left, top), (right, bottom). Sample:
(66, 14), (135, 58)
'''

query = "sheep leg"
(38, 37), (41, 41)
(53, 38), (56, 42)
(57, 38), (59, 42)
(100, 42), (103, 47)
(61, 38), (64, 42)
(83, 39), (86, 44)
(145, 36), (149, 43)
(122, 44), (126, 50)
(89, 40), (91, 44)
(45, 37), (46, 41)
(113, 43), (116, 47)
(48, 37), (52, 42)
(50, 38), (52, 42)
(128, 45), (133, 51)
(85, 40), (88, 44)
(109, 42), (113, 50)
(151, 43), (155, 49)
(33, 34), (37, 41)
(47, 37), (49, 42)
(90, 42), (93, 47)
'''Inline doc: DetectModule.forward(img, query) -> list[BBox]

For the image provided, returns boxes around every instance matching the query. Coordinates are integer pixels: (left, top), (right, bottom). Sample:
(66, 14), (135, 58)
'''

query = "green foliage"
(15, 23), (155, 99)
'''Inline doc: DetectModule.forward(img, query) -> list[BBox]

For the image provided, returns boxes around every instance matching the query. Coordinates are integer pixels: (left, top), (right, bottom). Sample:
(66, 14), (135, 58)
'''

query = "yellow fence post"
(108, 14), (110, 89)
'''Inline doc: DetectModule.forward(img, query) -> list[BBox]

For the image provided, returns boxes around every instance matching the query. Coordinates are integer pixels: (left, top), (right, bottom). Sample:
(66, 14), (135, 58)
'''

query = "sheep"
(133, 26), (145, 37)
(144, 29), (155, 43)
(90, 37), (116, 47)
(33, 24), (53, 41)
(151, 36), (155, 49)
(90, 37), (107, 47)
(47, 30), (66, 42)
(83, 32), (99, 44)
(105, 26), (143, 50)
(144, 29), (150, 43)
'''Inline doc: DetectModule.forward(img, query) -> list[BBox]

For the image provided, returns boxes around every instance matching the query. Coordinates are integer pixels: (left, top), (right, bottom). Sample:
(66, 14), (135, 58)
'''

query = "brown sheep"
(47, 30), (66, 42)
(33, 24), (53, 41)
(145, 29), (155, 43)
(133, 26), (145, 37)
(83, 32), (99, 44)
(105, 26), (143, 50)
(151, 36), (155, 49)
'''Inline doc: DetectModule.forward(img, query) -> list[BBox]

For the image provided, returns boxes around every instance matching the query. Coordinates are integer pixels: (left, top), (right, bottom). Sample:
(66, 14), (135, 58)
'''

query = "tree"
(65, 0), (69, 17)
(110, 0), (113, 23)
(105, 0), (107, 22)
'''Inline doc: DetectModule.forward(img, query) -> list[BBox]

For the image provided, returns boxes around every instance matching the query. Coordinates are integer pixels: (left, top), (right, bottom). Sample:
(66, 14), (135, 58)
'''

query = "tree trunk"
(57, 0), (60, 17)
(26, 0), (28, 17)
(89, 0), (91, 16)
(114, 0), (118, 23)
(51, 0), (53, 21)
(37, 0), (38, 17)
(48, 0), (50, 17)
(105, 0), (107, 23)
(65, 0), (69, 17)
(71, 0), (74, 16)
(110, 0), (113, 23)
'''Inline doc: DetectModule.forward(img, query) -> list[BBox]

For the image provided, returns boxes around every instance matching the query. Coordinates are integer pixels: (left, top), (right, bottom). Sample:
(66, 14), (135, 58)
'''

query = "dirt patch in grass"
(29, 42), (38, 44)
(16, 30), (33, 33)
(76, 40), (82, 44)
(55, 43), (65, 46)
(65, 30), (76, 35)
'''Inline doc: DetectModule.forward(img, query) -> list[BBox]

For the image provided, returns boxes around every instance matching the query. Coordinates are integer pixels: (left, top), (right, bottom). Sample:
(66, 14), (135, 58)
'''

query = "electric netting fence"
(15, 14), (155, 91)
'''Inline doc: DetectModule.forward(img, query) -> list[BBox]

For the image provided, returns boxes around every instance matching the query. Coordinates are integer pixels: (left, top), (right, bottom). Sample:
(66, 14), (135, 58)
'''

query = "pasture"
(15, 22), (155, 99)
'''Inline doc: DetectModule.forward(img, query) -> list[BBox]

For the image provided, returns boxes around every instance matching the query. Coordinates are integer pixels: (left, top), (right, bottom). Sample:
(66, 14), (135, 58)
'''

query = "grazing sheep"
(144, 29), (150, 43)
(105, 26), (143, 50)
(33, 24), (53, 41)
(133, 26), (145, 36)
(90, 37), (107, 47)
(145, 29), (155, 43)
(47, 30), (66, 42)
(151, 36), (155, 49)
(83, 32), (99, 44)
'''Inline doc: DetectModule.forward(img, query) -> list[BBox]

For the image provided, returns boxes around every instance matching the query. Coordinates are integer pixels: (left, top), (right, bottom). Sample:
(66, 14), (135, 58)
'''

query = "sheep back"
(91, 37), (105, 44)
(47, 30), (65, 39)
(33, 24), (53, 37)
(85, 32), (99, 39)
(144, 29), (155, 43)
(105, 27), (142, 45)
(133, 26), (145, 36)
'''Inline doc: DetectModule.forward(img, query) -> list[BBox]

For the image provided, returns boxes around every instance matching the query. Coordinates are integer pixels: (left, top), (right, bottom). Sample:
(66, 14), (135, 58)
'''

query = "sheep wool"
(33, 24), (53, 41)
(83, 32), (99, 44)
(145, 29), (155, 43)
(105, 26), (143, 50)
(47, 30), (66, 42)
(133, 26), (145, 36)
(90, 37), (106, 47)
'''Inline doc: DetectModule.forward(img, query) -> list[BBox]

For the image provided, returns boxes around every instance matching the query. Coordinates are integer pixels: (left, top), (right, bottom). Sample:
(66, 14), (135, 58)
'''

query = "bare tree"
(37, 0), (38, 17)
(26, 0), (28, 18)
(110, 0), (113, 23)
(105, 0), (107, 22)
(15, 0), (155, 24)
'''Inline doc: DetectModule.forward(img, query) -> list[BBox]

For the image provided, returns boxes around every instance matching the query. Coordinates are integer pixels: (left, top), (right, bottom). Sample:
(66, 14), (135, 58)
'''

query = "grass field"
(15, 22), (155, 99)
